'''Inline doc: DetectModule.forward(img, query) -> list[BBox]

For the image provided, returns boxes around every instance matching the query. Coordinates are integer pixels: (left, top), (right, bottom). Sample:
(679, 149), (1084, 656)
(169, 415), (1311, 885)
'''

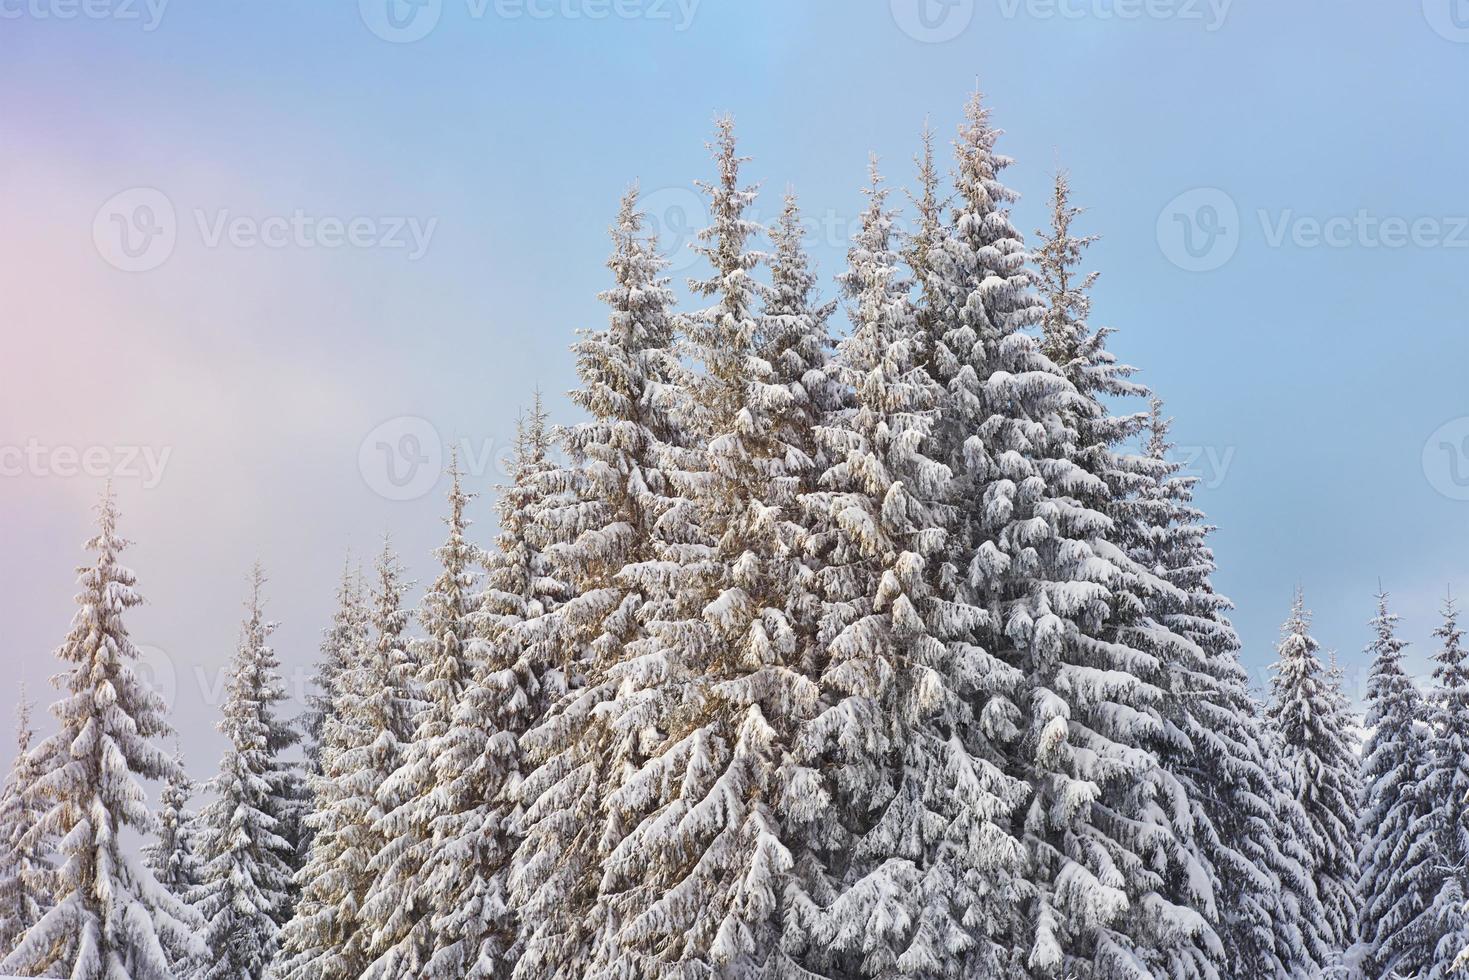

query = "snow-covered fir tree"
(1, 491), (203, 980)
(1422, 595), (1469, 980)
(1357, 591), (1435, 980)
(143, 746), (203, 978)
(143, 748), (202, 904)
(760, 187), (839, 495)
(1136, 400), (1327, 977)
(360, 459), (482, 977)
(512, 186), (685, 980)
(0, 691), (51, 960)
(303, 560), (364, 777)
(761, 188), (840, 687)
(794, 158), (1029, 978)
(912, 91), (1218, 977)
(297, 559), (365, 865)
(274, 541), (420, 980)
(1267, 588), (1362, 966)
(586, 115), (826, 978)
(194, 565), (302, 980)
(387, 404), (570, 980)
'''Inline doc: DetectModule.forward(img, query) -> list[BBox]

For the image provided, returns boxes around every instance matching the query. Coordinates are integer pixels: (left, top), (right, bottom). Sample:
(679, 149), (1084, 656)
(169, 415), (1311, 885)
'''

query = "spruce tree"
(1423, 595), (1469, 980)
(194, 565), (302, 980)
(274, 541), (419, 980)
(1357, 591), (1435, 980)
(909, 92), (1217, 978)
(512, 187), (685, 980)
(394, 404), (570, 979)
(586, 116), (822, 978)
(360, 460), (481, 977)
(143, 747), (203, 978)
(1137, 401), (1326, 977)
(1, 492), (202, 979)
(1267, 589), (1362, 965)
(303, 560), (363, 777)
(143, 747), (202, 902)
(0, 692), (51, 960)
(793, 158), (1028, 978)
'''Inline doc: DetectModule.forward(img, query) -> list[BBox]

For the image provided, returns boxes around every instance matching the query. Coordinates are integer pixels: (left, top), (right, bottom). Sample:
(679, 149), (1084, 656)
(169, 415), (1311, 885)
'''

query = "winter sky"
(1, 0), (1466, 780)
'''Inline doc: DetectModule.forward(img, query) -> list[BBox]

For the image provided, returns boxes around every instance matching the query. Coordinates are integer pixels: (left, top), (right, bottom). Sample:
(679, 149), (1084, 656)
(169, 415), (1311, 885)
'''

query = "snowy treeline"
(2, 91), (1467, 979)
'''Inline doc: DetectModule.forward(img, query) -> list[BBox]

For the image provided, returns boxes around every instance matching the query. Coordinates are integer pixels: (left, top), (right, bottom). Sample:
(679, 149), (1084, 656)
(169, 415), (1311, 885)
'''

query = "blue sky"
(1, 0), (1466, 773)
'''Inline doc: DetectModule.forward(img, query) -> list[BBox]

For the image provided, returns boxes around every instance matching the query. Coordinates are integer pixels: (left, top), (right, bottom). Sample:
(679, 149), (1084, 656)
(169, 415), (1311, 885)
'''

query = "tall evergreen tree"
(143, 747), (202, 978)
(1357, 591), (1435, 980)
(143, 747), (202, 903)
(512, 187), (685, 980)
(1137, 401), (1326, 978)
(194, 565), (302, 980)
(0, 691), (51, 960)
(361, 459), (482, 977)
(1422, 595), (1469, 980)
(1, 492), (202, 979)
(274, 542), (418, 980)
(911, 92), (1218, 978)
(587, 115), (824, 978)
(303, 560), (363, 777)
(397, 403), (571, 979)
(297, 559), (364, 864)
(1267, 589), (1362, 965)
(793, 158), (1029, 978)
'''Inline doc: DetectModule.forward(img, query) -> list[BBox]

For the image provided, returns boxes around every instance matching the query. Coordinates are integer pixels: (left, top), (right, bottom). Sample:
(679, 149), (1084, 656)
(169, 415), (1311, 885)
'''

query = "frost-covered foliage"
(1136, 402), (1326, 978)
(195, 565), (303, 980)
(303, 562), (364, 778)
(911, 93), (1219, 979)
(361, 460), (486, 978)
(1267, 589), (1362, 966)
(0, 692), (52, 960)
(1357, 592), (1435, 980)
(1, 492), (203, 980)
(793, 159), (1028, 979)
(144, 749), (203, 978)
(512, 187), (685, 980)
(38, 90), (1431, 980)
(144, 751), (202, 905)
(274, 543), (419, 980)
(1421, 596), (1469, 980)
(579, 116), (827, 978)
